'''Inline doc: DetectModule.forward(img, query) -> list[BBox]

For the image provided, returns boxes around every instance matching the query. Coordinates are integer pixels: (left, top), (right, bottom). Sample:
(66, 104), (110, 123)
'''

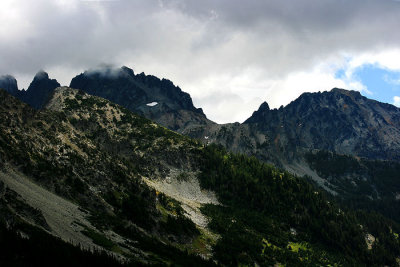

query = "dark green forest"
(198, 144), (400, 266)
(306, 150), (400, 223)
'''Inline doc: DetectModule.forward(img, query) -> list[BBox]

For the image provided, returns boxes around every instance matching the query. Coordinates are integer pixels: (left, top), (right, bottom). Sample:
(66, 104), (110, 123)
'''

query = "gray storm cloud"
(0, 0), (399, 122)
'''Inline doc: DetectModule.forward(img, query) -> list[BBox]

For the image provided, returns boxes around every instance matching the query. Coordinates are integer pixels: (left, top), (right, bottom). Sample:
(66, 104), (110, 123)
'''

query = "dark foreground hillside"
(0, 222), (123, 267)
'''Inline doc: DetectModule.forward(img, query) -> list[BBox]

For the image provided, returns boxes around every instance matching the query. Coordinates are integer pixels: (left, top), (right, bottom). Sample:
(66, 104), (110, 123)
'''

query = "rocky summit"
(21, 71), (61, 109)
(246, 88), (400, 161)
(0, 75), (19, 96)
(70, 66), (214, 133)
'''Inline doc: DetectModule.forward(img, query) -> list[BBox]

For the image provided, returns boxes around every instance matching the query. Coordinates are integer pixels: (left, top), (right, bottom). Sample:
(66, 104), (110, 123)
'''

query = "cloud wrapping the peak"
(1, 0), (400, 122)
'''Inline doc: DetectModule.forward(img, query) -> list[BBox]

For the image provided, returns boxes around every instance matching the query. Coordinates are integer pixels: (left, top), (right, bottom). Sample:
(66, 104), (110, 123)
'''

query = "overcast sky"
(1, 0), (400, 123)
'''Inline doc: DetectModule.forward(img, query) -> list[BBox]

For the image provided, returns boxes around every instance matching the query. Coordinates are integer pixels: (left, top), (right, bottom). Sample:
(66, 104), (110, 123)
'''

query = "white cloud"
(393, 96), (400, 107)
(188, 61), (371, 123)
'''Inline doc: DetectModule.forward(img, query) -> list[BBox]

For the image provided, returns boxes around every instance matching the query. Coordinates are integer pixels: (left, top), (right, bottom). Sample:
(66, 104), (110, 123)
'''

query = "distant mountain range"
(3, 67), (400, 192)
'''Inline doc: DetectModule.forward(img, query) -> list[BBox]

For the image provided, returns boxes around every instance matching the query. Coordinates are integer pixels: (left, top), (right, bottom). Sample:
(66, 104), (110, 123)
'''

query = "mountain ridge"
(3, 67), (400, 226)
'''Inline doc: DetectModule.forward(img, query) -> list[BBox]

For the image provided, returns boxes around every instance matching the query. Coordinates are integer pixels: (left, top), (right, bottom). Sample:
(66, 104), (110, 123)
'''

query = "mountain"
(0, 75), (19, 96)
(20, 71), (61, 109)
(241, 89), (400, 210)
(188, 88), (400, 163)
(1, 88), (399, 265)
(182, 88), (400, 224)
(246, 88), (400, 161)
(0, 87), (213, 265)
(70, 66), (214, 133)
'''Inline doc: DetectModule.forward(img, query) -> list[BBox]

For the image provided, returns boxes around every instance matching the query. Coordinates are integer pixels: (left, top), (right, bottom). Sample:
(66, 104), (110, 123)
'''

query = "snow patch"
(146, 102), (158, 107)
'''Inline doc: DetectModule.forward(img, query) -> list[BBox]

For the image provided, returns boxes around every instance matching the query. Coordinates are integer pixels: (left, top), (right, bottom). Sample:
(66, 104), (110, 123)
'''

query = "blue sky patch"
(334, 68), (346, 80)
(336, 64), (400, 105)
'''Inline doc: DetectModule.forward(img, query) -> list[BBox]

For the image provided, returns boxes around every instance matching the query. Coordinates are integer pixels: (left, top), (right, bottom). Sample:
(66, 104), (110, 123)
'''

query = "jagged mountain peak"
(82, 65), (135, 79)
(120, 65), (135, 77)
(2, 66), (212, 132)
(245, 101), (271, 124)
(259, 101), (270, 110)
(28, 70), (59, 88)
(0, 74), (18, 95)
(20, 71), (60, 109)
(33, 70), (50, 80)
(289, 88), (362, 109)
(252, 101), (270, 112)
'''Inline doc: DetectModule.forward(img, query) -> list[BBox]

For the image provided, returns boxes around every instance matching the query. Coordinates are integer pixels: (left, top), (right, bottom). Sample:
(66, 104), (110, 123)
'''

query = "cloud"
(393, 96), (400, 107)
(385, 76), (400, 86)
(1, 0), (400, 122)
